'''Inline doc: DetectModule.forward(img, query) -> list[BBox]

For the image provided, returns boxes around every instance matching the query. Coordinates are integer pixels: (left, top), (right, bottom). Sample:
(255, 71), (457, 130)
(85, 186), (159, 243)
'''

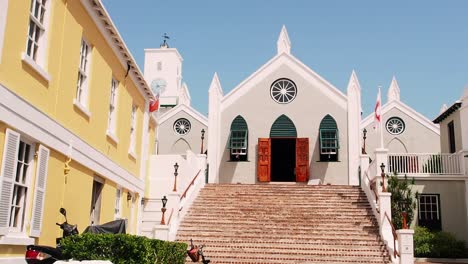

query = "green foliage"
(414, 226), (434, 256)
(386, 172), (416, 230)
(414, 226), (468, 258)
(60, 233), (188, 264)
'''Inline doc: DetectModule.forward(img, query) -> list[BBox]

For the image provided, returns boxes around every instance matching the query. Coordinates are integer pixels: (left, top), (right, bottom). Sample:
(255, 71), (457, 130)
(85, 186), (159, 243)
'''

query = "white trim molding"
(80, 0), (154, 101)
(0, 257), (27, 264)
(157, 104), (208, 126)
(0, 83), (144, 193)
(21, 53), (51, 83)
(0, 0), (9, 64)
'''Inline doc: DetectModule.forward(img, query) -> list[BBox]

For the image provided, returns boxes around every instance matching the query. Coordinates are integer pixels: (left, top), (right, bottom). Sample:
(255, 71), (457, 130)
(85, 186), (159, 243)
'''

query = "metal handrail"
(364, 159), (379, 202)
(180, 170), (201, 201)
(384, 211), (400, 258)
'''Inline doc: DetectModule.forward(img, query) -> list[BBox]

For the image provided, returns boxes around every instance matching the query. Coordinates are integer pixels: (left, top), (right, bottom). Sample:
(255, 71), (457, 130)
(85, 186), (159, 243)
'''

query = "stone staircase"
(176, 183), (391, 263)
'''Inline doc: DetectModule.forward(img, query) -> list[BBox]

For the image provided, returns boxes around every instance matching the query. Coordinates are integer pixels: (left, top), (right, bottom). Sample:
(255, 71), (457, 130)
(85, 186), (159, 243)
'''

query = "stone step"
(177, 184), (389, 263)
(177, 232), (382, 242)
(180, 219), (378, 228)
(177, 237), (386, 248)
(178, 223), (379, 233)
(182, 250), (389, 264)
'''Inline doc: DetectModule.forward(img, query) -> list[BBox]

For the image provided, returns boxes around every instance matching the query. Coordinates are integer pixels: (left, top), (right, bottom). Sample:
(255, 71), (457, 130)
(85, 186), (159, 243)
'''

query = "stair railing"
(361, 157), (380, 216)
(361, 156), (399, 263)
(383, 212), (400, 258)
(168, 157), (206, 241)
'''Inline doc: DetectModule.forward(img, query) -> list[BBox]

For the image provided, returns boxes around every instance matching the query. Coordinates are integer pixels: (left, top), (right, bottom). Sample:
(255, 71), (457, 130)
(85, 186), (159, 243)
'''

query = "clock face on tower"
(150, 78), (167, 95)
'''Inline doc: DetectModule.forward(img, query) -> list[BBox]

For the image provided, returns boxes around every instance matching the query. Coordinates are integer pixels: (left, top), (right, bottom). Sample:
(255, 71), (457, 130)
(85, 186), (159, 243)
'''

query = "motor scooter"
(25, 208), (78, 264)
(25, 208), (126, 264)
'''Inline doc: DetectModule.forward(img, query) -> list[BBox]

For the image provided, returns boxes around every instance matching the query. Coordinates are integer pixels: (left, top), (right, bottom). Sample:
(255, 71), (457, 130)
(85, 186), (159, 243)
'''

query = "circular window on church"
(386, 117), (405, 135)
(270, 78), (297, 104)
(173, 118), (191, 135)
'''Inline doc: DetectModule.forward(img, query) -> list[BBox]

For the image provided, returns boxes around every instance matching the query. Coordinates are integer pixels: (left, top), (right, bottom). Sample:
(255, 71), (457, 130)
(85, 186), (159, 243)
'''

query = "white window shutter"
(30, 145), (50, 237)
(0, 129), (20, 235)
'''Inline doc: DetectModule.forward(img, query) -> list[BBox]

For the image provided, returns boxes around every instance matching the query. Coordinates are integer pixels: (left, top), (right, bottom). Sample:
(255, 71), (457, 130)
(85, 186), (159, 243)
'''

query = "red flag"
(149, 95), (159, 112)
(373, 87), (381, 130)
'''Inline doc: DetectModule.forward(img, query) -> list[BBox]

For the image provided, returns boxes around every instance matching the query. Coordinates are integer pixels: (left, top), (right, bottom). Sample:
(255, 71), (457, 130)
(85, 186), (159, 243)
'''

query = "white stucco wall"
(411, 180), (468, 242)
(218, 63), (349, 184)
(439, 110), (462, 154)
(364, 107), (440, 155)
(157, 110), (208, 155)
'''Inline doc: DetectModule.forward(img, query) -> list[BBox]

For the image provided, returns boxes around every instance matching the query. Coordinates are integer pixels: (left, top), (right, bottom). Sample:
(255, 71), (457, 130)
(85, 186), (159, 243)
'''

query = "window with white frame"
(0, 129), (50, 238)
(25, 0), (48, 62)
(114, 188), (121, 219)
(129, 104), (137, 154)
(108, 78), (118, 135)
(76, 39), (91, 107)
(9, 140), (33, 232)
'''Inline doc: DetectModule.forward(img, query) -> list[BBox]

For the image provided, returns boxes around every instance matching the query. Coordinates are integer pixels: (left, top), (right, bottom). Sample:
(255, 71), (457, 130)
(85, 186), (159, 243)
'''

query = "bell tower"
(144, 34), (183, 107)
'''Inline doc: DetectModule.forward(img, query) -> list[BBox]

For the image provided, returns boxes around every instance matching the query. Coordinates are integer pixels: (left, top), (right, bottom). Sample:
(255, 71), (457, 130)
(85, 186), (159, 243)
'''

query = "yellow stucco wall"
(0, 0), (149, 258)
(0, 0), (144, 176)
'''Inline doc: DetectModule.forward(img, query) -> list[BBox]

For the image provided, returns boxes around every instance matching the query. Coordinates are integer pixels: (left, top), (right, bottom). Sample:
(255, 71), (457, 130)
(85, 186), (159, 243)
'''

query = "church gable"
(221, 53), (347, 112)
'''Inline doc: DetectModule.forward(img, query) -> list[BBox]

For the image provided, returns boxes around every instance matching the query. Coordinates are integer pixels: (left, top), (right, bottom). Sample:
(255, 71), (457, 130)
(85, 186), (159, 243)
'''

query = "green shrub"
(414, 226), (468, 258)
(60, 233), (187, 264)
(386, 172), (416, 230)
(414, 226), (434, 257)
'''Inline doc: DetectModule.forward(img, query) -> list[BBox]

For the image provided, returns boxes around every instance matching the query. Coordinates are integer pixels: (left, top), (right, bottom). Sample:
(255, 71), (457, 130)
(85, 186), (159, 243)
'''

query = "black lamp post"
(362, 128), (367, 154)
(380, 163), (386, 192)
(173, 163), (179, 192)
(200, 129), (205, 154)
(160, 196), (168, 225)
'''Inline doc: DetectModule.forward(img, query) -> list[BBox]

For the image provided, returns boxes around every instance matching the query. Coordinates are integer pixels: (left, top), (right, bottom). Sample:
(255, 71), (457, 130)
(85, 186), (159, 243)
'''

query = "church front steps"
(177, 183), (390, 263)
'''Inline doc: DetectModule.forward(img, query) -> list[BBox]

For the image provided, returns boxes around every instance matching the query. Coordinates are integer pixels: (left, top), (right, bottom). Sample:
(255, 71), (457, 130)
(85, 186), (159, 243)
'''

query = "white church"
(141, 26), (468, 263)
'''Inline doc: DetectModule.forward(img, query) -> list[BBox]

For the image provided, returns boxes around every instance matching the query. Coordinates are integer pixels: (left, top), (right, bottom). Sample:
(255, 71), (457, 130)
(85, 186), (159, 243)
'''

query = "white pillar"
(397, 229), (415, 264)
(379, 192), (395, 256)
(347, 71), (362, 186)
(360, 154), (370, 181)
(375, 148), (389, 195)
(207, 73), (223, 184)
(153, 225), (169, 240)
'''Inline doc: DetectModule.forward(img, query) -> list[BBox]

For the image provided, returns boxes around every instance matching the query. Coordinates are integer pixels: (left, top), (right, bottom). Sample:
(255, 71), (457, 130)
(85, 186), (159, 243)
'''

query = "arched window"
(319, 115), (339, 161)
(229, 115), (248, 161)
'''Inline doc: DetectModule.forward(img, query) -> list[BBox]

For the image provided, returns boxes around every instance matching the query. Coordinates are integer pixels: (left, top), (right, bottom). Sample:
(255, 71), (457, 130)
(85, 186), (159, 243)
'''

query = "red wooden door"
(296, 138), (309, 182)
(257, 138), (271, 182)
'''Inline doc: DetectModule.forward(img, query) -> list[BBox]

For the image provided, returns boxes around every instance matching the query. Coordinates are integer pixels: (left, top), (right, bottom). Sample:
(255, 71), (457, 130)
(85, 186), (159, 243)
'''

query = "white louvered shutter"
(0, 129), (20, 235)
(30, 145), (50, 237)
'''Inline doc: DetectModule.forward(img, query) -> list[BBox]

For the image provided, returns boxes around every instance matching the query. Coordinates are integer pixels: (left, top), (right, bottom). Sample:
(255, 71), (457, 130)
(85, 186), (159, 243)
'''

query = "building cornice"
(433, 101), (462, 124)
(80, 0), (155, 101)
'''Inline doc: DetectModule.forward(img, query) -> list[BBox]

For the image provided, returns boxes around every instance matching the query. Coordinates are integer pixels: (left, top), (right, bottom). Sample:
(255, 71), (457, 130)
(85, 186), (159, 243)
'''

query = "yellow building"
(0, 0), (157, 261)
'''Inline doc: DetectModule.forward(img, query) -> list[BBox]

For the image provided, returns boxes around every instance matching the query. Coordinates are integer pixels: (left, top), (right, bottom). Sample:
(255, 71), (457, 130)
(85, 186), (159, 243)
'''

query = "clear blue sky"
(103, 0), (467, 119)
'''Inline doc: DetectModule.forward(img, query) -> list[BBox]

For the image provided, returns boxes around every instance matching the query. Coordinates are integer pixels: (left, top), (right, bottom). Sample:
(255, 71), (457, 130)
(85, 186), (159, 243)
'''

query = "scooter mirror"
(60, 208), (67, 217)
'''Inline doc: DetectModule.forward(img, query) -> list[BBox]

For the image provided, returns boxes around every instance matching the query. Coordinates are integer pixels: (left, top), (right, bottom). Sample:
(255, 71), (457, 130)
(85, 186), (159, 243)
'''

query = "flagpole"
(378, 86), (384, 149)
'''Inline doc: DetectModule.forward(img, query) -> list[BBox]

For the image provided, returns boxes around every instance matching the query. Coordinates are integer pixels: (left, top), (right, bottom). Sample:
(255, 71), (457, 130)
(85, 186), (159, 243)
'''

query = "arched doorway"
(257, 115), (309, 183)
(270, 115), (296, 182)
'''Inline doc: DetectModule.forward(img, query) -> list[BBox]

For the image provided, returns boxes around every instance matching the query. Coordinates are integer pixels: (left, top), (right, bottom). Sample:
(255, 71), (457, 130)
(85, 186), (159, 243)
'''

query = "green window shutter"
(270, 115), (297, 137)
(229, 116), (248, 156)
(320, 114), (338, 130)
(319, 115), (339, 154)
(230, 116), (248, 130)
